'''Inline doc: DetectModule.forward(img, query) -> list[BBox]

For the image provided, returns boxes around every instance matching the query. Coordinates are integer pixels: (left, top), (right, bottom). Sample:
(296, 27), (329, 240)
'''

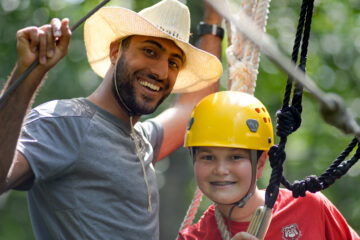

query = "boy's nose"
(213, 161), (230, 175)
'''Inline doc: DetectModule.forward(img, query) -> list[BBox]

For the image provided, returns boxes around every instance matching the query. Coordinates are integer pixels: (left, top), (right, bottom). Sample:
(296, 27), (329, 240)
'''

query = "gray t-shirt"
(17, 98), (163, 240)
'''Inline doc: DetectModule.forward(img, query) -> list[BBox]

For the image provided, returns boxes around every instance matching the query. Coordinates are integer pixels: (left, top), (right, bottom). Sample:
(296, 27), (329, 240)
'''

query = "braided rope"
(250, 0), (271, 69)
(280, 138), (360, 198)
(226, 0), (271, 94)
(240, 0), (256, 62)
(178, 187), (203, 231)
(215, 205), (232, 240)
(265, 0), (314, 208)
(230, 0), (255, 59)
(283, 0), (312, 110)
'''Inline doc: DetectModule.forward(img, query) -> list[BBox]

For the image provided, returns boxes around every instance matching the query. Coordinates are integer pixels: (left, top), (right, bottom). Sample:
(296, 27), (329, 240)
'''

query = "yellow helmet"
(185, 91), (273, 151)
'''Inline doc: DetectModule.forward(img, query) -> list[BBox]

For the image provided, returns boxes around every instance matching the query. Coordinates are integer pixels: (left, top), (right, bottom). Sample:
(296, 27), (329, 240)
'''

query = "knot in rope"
(291, 175), (322, 198)
(268, 144), (286, 168)
(276, 106), (302, 137)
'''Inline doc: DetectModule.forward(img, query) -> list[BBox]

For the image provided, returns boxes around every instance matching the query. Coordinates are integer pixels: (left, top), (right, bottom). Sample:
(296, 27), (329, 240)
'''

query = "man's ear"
(256, 152), (267, 179)
(109, 41), (121, 65)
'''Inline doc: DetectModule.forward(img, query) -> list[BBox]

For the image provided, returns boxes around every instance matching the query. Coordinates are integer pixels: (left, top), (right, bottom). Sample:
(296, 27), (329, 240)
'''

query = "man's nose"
(150, 58), (168, 80)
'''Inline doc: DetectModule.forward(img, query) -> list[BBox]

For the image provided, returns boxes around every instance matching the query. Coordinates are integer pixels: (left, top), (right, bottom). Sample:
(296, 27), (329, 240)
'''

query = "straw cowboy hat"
(84, 0), (223, 93)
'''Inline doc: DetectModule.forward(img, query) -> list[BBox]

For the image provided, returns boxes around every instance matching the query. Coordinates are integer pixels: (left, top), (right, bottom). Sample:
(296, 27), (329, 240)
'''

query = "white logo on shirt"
(282, 224), (301, 240)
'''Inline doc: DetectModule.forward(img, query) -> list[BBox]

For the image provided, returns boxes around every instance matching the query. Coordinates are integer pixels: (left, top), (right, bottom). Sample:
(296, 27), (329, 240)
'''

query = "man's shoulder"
(32, 98), (95, 119)
(33, 98), (94, 117)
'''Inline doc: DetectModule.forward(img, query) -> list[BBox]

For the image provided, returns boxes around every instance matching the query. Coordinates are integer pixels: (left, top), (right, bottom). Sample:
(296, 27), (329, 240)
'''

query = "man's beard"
(112, 54), (169, 116)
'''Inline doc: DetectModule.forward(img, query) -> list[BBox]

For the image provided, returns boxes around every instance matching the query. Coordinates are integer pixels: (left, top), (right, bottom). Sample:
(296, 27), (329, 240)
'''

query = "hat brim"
(84, 7), (223, 93)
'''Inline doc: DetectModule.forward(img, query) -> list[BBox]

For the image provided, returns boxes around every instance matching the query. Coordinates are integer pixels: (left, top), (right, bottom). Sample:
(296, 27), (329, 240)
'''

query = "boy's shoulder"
(275, 188), (328, 211)
(197, 204), (217, 225)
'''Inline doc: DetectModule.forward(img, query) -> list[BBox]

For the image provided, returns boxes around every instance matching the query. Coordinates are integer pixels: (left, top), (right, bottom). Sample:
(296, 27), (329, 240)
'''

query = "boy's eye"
(231, 155), (245, 161)
(199, 155), (214, 161)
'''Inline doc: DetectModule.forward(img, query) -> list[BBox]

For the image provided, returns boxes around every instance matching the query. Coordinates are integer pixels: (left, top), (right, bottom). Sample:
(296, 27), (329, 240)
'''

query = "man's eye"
(144, 48), (155, 56)
(169, 60), (179, 70)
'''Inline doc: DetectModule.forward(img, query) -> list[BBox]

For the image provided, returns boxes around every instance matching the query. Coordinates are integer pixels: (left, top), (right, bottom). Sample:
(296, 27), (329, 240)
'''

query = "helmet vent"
(255, 108), (261, 113)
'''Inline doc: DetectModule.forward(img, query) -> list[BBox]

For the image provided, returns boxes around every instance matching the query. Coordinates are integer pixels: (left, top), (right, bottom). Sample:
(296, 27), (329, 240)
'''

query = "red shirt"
(178, 189), (359, 240)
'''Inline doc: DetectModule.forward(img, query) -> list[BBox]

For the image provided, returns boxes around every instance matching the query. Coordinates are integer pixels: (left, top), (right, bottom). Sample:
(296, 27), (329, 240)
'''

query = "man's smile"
(139, 79), (160, 92)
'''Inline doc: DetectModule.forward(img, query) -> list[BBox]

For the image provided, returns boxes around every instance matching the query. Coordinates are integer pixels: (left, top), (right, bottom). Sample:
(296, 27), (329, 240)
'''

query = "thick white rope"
(215, 204), (232, 240)
(226, 0), (271, 94)
(251, 0), (271, 68)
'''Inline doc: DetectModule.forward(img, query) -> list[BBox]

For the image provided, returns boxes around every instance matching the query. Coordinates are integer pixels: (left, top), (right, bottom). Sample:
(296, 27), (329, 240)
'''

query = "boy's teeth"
(212, 182), (233, 186)
(140, 81), (160, 91)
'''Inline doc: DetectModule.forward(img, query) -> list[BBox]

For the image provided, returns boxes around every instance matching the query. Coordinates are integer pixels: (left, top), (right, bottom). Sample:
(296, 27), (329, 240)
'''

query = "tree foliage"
(0, 0), (359, 239)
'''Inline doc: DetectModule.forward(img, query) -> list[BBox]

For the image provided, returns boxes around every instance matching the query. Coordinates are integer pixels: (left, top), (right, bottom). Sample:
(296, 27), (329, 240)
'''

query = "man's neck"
(87, 69), (140, 125)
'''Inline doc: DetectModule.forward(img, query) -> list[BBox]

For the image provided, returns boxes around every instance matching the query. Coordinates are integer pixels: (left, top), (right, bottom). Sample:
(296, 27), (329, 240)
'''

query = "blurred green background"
(1, 0), (360, 239)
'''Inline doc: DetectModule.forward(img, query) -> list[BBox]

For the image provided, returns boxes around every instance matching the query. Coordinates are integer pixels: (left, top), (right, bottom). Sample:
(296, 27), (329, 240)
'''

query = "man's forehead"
(132, 35), (184, 56)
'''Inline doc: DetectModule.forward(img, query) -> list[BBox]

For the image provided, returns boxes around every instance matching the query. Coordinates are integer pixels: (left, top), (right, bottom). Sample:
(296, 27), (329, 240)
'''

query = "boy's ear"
(109, 41), (121, 65)
(256, 151), (267, 179)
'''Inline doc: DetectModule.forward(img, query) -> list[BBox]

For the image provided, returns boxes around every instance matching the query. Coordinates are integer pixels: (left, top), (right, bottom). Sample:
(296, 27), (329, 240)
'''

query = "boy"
(178, 91), (359, 240)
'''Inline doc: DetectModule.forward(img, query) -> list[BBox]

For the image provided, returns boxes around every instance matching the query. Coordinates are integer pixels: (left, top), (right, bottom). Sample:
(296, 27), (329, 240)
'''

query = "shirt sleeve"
(139, 119), (164, 163)
(320, 192), (360, 239)
(17, 108), (85, 184)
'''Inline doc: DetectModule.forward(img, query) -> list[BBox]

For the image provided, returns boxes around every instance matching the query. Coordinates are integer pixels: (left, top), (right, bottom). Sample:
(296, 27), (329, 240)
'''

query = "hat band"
(157, 25), (185, 42)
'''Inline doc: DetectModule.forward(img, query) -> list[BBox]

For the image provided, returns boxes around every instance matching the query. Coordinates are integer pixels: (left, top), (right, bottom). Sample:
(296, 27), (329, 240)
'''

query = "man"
(0, 0), (224, 239)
